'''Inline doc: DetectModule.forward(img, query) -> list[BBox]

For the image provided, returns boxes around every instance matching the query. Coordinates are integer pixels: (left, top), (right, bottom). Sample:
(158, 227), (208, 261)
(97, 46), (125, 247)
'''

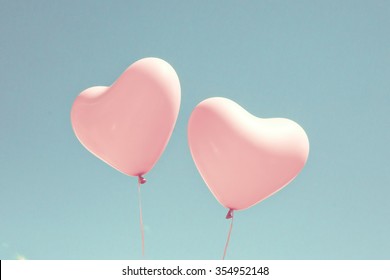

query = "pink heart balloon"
(71, 57), (181, 176)
(188, 97), (309, 211)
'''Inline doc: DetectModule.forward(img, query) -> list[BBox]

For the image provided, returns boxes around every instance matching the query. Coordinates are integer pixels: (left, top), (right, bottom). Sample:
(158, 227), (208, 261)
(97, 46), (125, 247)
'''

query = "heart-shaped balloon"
(188, 97), (309, 210)
(71, 57), (181, 176)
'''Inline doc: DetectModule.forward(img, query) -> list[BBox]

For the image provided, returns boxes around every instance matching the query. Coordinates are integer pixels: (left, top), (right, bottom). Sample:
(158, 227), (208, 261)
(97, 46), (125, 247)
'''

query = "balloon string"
(137, 175), (146, 257)
(222, 209), (234, 260)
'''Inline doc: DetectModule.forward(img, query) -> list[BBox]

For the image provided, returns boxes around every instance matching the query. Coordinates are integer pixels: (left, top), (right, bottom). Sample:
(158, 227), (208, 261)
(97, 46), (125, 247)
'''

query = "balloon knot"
(138, 175), (147, 184)
(226, 209), (234, 219)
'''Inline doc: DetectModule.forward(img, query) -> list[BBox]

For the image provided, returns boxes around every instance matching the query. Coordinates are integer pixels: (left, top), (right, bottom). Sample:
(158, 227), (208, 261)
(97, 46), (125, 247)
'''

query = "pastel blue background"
(1, 0), (389, 260)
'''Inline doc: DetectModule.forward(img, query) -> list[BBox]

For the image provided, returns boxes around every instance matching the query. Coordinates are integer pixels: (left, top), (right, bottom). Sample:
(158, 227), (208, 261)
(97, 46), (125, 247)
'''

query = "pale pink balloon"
(188, 97), (309, 211)
(71, 57), (181, 176)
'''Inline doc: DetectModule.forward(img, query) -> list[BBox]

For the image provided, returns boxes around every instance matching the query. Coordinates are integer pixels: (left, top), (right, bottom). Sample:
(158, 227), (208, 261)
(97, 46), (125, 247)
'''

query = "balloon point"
(138, 175), (147, 184)
(226, 209), (234, 219)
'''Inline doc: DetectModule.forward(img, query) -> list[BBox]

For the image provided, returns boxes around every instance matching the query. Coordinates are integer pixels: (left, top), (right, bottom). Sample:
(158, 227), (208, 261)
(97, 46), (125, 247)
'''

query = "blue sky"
(1, 0), (389, 259)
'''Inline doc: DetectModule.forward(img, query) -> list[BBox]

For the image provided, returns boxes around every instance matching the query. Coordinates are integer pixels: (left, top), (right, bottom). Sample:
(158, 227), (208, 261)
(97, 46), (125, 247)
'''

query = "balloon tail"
(137, 175), (146, 256)
(222, 209), (234, 260)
